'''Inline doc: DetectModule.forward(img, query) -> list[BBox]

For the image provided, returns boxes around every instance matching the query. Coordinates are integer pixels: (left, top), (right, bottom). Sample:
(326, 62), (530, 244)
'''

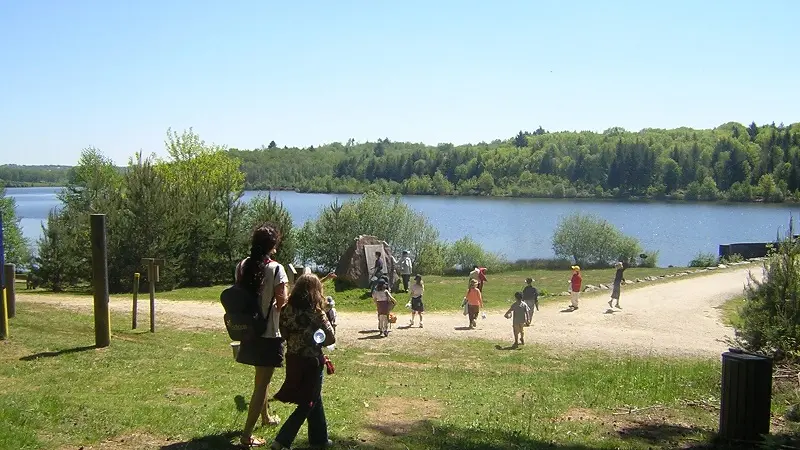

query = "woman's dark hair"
(240, 224), (282, 296)
(288, 274), (325, 312)
(375, 251), (382, 257)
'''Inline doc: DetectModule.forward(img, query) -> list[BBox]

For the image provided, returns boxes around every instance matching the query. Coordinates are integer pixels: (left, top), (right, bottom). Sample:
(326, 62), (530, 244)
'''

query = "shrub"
(720, 253), (743, 264)
(445, 237), (507, 272)
(689, 252), (717, 267)
(242, 194), (295, 265)
(297, 192), (441, 272)
(735, 219), (800, 356)
(551, 213), (643, 267)
(636, 250), (660, 268)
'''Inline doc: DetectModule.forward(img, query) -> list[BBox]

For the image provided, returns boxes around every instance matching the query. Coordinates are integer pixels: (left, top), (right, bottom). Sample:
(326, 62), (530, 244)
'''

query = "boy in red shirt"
(569, 266), (582, 310)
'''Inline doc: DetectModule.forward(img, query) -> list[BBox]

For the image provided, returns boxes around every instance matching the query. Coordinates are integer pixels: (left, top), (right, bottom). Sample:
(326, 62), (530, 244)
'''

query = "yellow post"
(1, 288), (8, 340)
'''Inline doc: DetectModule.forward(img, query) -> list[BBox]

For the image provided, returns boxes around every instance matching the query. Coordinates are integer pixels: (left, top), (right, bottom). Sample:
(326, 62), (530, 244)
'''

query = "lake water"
(6, 186), (799, 267)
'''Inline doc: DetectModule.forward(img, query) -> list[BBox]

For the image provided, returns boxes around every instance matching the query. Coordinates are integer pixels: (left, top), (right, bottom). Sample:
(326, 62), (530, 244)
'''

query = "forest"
(6, 121), (800, 203)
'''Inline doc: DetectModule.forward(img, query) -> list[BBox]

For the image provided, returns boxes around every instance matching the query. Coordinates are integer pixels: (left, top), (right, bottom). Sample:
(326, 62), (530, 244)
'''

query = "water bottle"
(313, 328), (326, 345)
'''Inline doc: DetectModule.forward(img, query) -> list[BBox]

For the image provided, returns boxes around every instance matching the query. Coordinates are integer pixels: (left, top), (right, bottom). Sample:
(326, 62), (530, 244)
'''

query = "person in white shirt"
(393, 250), (414, 292)
(408, 274), (425, 327)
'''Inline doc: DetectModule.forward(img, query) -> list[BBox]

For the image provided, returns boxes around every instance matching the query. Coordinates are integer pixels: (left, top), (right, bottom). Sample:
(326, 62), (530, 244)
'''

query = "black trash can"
(719, 350), (773, 442)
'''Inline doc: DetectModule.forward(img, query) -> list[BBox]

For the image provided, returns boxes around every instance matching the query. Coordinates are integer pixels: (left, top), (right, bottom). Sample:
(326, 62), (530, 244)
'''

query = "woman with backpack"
(233, 224), (289, 448)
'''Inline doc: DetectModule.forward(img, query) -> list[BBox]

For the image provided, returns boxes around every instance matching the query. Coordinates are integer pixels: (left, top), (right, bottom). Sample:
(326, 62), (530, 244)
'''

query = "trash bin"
(719, 349), (773, 442)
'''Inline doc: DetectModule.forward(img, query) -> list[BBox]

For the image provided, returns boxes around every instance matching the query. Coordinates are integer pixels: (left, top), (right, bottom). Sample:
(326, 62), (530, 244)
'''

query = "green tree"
(552, 213), (643, 267)
(0, 186), (31, 265)
(268, 140), (277, 149)
(242, 194), (296, 267)
(514, 131), (528, 148)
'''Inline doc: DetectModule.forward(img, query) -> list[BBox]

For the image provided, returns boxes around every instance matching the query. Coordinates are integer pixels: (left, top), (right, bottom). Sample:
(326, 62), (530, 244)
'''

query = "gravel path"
(17, 267), (758, 358)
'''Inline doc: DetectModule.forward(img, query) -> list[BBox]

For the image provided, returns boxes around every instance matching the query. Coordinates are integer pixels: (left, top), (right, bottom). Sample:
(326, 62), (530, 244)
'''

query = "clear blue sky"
(1, 0), (798, 165)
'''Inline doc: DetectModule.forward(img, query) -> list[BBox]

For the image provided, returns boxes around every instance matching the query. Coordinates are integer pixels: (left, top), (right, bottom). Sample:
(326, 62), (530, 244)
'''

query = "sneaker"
(520, 338), (525, 345)
(608, 300), (613, 308)
(615, 304), (622, 309)
(419, 323), (423, 328)
(310, 439), (334, 448)
(409, 320), (414, 327)
(572, 306), (579, 310)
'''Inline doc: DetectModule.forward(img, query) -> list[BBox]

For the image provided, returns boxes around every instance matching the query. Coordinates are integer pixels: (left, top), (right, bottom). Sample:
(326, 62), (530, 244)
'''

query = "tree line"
(6, 121), (800, 203)
(230, 121), (800, 202)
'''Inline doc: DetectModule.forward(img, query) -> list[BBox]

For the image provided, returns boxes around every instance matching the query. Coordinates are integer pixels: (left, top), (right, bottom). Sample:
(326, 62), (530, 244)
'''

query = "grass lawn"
(717, 296), (746, 328)
(2, 302), (798, 449)
(146, 266), (699, 313)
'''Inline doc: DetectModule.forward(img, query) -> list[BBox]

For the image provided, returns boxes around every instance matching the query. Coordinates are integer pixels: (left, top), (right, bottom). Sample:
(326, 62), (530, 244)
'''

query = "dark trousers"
(468, 305), (480, 325)
(401, 274), (411, 291)
(274, 368), (328, 448)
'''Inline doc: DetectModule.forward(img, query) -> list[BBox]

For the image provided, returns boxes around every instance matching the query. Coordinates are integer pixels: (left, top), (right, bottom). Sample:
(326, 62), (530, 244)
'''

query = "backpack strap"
(263, 262), (281, 323)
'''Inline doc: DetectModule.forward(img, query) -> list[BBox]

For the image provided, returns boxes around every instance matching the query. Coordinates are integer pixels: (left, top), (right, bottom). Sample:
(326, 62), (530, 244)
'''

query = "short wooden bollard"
(4, 264), (15, 318)
(132, 273), (140, 329)
(141, 258), (164, 333)
(91, 214), (111, 348)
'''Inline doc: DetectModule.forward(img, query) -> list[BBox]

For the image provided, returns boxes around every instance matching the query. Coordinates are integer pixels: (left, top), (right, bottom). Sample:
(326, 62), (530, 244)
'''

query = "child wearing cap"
(569, 266), (582, 310)
(408, 274), (425, 328)
(522, 277), (539, 325)
(325, 296), (337, 335)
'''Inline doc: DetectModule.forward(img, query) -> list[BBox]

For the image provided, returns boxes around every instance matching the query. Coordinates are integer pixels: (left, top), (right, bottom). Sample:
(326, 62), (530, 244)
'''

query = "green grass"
(151, 267), (697, 313)
(718, 296), (746, 328)
(19, 266), (728, 313)
(2, 302), (797, 450)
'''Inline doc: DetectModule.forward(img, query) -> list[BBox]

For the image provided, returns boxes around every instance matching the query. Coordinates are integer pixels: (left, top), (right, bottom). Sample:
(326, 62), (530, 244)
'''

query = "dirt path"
(17, 267), (758, 358)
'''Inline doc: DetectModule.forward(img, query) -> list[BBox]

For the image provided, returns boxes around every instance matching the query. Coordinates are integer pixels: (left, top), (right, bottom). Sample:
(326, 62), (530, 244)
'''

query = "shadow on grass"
(358, 334), (384, 340)
(453, 326), (472, 331)
(234, 395), (247, 412)
(19, 345), (97, 361)
(495, 344), (521, 351)
(159, 431), (240, 450)
(358, 330), (379, 334)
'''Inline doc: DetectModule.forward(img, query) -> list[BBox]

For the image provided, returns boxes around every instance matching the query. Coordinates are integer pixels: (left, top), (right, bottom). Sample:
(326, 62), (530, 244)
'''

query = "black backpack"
(220, 285), (265, 342)
(220, 264), (278, 342)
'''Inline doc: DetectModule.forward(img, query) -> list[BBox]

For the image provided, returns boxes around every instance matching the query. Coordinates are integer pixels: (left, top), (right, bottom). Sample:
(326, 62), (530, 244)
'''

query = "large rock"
(335, 235), (396, 288)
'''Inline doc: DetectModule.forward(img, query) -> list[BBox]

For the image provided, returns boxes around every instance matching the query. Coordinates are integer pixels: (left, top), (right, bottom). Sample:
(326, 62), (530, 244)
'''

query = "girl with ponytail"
(234, 224), (289, 448)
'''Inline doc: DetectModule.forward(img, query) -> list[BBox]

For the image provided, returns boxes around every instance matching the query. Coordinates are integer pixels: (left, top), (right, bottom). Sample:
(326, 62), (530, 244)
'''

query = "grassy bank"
(22, 266), (708, 313)
(3, 302), (799, 450)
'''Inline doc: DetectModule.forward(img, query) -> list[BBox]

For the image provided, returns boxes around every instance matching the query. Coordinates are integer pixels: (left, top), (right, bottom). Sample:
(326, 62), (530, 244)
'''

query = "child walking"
(465, 279), (483, 328)
(408, 274), (425, 328)
(505, 292), (532, 346)
(568, 265), (582, 310)
(608, 261), (625, 309)
(325, 296), (337, 335)
(372, 279), (396, 337)
(522, 277), (539, 325)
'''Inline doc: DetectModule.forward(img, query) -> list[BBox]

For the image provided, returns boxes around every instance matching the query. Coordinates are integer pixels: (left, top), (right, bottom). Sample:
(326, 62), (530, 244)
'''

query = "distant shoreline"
(6, 184), (797, 207)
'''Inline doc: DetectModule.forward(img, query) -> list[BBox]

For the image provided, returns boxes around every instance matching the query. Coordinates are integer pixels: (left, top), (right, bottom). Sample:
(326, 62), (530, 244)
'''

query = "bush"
(243, 194), (295, 266)
(297, 192), (441, 272)
(720, 253), (743, 264)
(551, 213), (643, 267)
(636, 250), (660, 268)
(689, 252), (717, 267)
(736, 219), (800, 356)
(444, 237), (507, 272)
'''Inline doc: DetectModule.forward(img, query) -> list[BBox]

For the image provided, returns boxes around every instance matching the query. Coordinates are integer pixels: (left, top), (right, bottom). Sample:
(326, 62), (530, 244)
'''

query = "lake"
(6, 186), (799, 267)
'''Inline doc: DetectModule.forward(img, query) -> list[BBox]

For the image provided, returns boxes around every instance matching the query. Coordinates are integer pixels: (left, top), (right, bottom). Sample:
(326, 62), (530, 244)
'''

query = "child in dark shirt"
(521, 278), (539, 325)
(504, 292), (532, 347)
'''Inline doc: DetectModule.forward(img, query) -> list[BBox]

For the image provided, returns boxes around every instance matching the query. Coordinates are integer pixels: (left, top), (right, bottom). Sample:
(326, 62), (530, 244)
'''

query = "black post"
(4, 264), (15, 318)
(91, 214), (111, 348)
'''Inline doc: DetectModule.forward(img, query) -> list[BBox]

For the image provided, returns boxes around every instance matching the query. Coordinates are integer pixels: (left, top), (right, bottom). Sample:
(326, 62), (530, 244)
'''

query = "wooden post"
(4, 264), (15, 318)
(90, 214), (111, 348)
(132, 272), (140, 329)
(141, 258), (164, 333)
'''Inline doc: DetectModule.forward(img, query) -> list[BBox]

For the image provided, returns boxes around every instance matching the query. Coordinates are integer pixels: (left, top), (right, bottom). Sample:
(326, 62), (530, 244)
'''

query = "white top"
(409, 283), (424, 298)
(235, 258), (289, 338)
(372, 290), (390, 302)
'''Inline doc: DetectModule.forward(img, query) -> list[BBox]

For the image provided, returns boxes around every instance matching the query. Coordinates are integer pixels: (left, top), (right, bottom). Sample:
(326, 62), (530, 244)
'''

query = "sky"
(1, 1), (799, 166)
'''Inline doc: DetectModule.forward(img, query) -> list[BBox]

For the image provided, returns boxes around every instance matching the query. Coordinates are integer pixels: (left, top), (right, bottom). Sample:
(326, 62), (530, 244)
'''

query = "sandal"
(240, 436), (266, 448)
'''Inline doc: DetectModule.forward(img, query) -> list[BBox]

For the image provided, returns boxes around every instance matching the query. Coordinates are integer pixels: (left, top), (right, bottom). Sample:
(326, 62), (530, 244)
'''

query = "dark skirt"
(273, 354), (322, 405)
(411, 296), (424, 312)
(611, 283), (621, 300)
(236, 337), (285, 367)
